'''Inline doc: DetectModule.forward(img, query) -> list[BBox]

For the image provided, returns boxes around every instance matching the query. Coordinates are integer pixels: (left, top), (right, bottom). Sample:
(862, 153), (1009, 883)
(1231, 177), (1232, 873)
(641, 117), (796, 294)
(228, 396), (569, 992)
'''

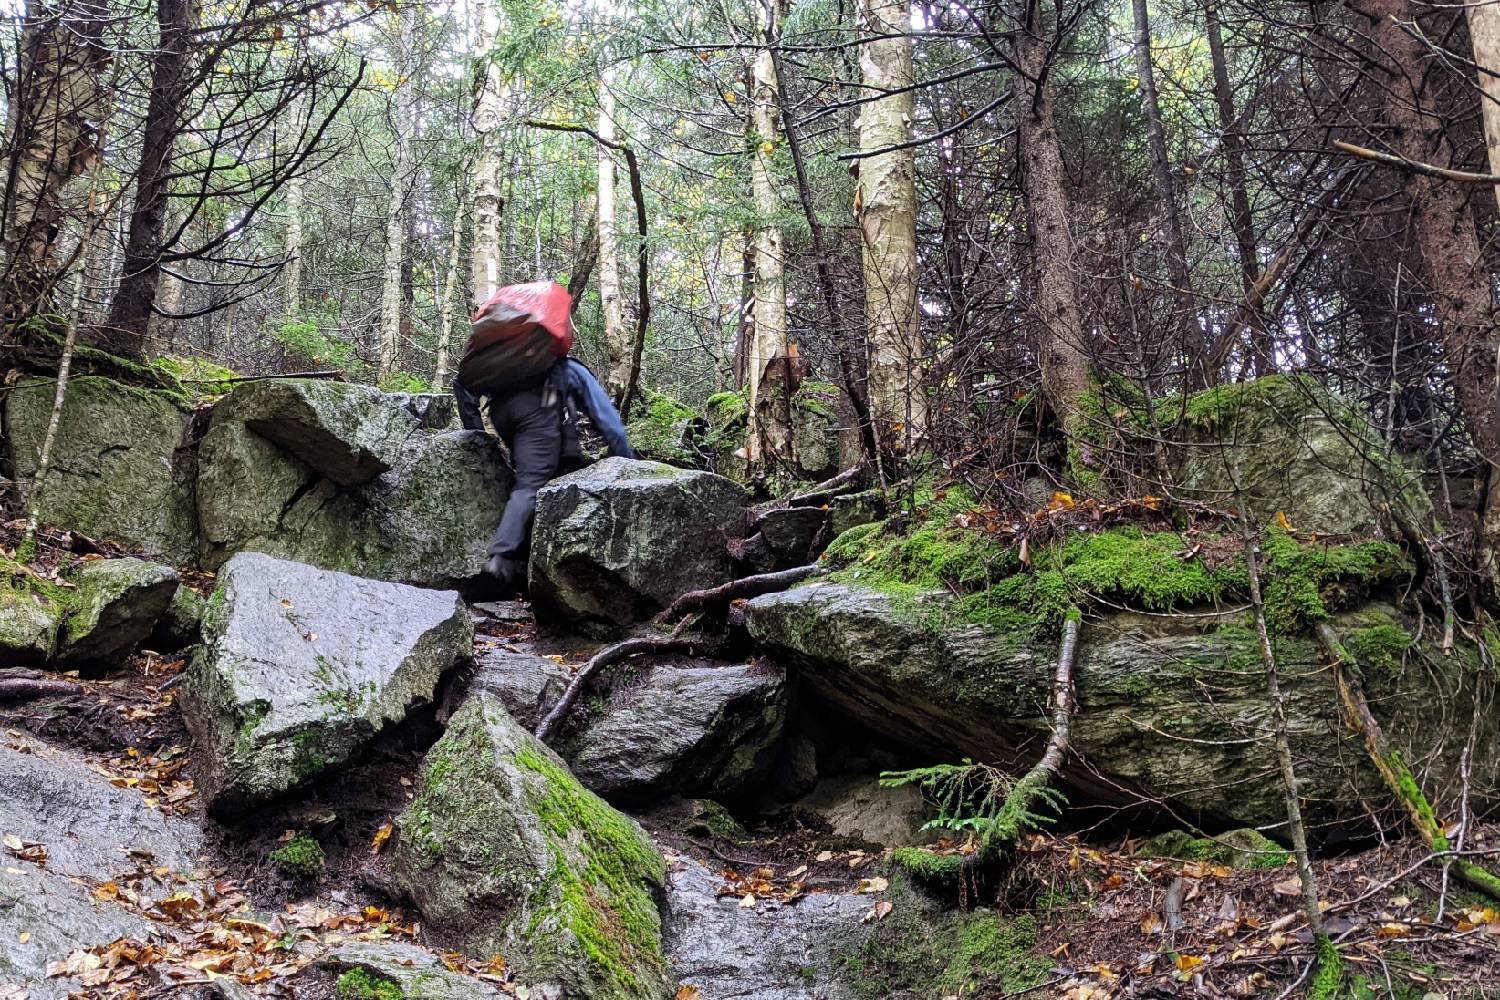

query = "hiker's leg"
(488, 394), (562, 565)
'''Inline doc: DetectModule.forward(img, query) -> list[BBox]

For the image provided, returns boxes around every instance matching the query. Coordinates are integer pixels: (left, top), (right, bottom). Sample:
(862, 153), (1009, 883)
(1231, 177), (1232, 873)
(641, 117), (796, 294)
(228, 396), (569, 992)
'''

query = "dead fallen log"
(0, 668), (82, 701)
(1316, 623), (1500, 901)
(656, 564), (825, 624)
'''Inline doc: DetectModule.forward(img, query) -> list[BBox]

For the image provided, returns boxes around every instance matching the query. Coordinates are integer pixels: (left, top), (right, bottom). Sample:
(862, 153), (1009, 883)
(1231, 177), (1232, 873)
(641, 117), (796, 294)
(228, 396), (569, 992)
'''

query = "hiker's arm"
(567, 362), (636, 458)
(453, 379), (486, 432)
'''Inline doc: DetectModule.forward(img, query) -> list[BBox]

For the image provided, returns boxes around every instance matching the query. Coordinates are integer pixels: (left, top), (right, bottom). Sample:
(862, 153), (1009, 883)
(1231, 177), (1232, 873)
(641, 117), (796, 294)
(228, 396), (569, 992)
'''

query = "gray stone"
(469, 647), (571, 729)
(150, 583), (206, 652)
(55, 558), (178, 668)
(529, 457), (749, 628)
(317, 941), (509, 999)
(757, 506), (828, 565)
(0, 739), (201, 999)
(664, 855), (867, 1000)
(745, 583), (1500, 830)
(196, 411), (509, 587)
(387, 391), (459, 430)
(0, 583), (62, 665)
(472, 600), (533, 624)
(767, 733), (819, 801)
(3, 377), (197, 563)
(180, 552), (471, 816)
(794, 775), (934, 847)
(829, 490), (887, 537)
(211, 379), (418, 486)
(391, 692), (670, 1000)
(566, 659), (788, 803)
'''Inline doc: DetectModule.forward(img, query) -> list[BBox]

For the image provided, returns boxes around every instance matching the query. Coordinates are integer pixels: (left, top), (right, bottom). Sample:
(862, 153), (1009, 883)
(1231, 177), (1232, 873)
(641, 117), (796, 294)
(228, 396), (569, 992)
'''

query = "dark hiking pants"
(487, 384), (562, 564)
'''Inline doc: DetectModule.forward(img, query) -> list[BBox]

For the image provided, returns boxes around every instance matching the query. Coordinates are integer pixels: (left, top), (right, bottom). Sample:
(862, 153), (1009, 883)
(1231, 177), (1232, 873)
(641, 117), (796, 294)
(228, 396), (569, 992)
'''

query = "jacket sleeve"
(452, 378), (486, 432)
(566, 361), (637, 459)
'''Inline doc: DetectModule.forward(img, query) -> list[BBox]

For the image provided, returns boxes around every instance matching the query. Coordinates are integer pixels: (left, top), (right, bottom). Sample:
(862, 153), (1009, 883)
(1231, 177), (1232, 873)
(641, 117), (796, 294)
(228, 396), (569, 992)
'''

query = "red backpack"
(458, 281), (574, 393)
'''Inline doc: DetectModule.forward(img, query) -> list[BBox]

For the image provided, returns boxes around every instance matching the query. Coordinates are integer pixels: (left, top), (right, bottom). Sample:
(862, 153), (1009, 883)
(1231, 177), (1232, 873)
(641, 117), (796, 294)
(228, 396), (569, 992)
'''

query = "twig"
(180, 369), (342, 384)
(775, 465), (868, 508)
(655, 564), (825, 623)
(1332, 139), (1500, 183)
(534, 633), (700, 741)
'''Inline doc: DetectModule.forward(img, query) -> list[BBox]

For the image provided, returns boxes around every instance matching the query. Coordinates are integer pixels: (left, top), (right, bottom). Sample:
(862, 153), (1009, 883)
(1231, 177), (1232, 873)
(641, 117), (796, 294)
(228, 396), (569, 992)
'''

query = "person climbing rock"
(453, 281), (636, 590)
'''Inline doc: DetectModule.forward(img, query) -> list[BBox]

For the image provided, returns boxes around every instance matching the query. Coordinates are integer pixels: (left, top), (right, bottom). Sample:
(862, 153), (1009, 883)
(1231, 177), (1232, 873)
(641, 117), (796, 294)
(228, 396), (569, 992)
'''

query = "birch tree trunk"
(1, 0), (112, 327)
(1130, 0), (1199, 362)
(598, 66), (631, 397)
(470, 0), (507, 306)
(748, 9), (794, 466)
(1012, 0), (1092, 436)
(284, 174), (305, 316)
(434, 182), (468, 387)
(1355, 0), (1500, 582)
(377, 18), (418, 383)
(857, 0), (926, 454)
(1205, 2), (1269, 376)
(1467, 0), (1500, 212)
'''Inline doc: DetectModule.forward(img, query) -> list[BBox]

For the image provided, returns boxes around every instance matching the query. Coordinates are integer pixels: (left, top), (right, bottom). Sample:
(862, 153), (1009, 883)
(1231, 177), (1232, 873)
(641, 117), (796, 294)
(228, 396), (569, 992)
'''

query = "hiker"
(453, 281), (636, 589)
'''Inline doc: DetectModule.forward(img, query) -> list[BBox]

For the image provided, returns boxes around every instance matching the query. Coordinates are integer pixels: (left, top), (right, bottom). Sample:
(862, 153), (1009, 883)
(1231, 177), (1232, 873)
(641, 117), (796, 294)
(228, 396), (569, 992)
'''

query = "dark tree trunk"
(99, 0), (196, 358)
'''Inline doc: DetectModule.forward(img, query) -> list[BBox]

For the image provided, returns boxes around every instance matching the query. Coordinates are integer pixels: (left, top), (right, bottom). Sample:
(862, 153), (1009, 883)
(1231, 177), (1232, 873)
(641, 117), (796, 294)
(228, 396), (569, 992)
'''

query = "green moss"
(270, 834), (325, 878)
(1259, 529), (1409, 634)
(890, 847), (965, 885)
(336, 968), (402, 1000)
(1306, 934), (1344, 1000)
(626, 390), (699, 465)
(152, 354), (238, 401)
(1137, 828), (1289, 869)
(515, 746), (667, 995)
(1344, 622), (1412, 676)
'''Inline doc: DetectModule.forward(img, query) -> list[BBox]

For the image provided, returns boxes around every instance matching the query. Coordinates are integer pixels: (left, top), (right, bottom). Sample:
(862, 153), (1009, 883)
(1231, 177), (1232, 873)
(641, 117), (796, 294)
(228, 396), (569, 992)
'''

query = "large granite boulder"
(391, 692), (671, 1000)
(745, 583), (1500, 832)
(565, 659), (788, 804)
(180, 552), (471, 815)
(529, 457), (749, 627)
(55, 557), (178, 668)
(3, 376), (197, 563)
(207, 378), (418, 485)
(1164, 376), (1429, 534)
(197, 380), (509, 586)
(0, 566), (64, 665)
(0, 739), (201, 998)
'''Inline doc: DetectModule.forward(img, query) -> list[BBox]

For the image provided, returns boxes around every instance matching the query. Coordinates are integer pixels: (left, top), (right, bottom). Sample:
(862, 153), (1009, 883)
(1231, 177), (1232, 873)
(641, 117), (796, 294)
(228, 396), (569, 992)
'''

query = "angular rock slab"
(746, 584), (1500, 831)
(392, 692), (671, 1000)
(56, 557), (178, 668)
(529, 457), (749, 627)
(0, 582), (62, 665)
(210, 378), (418, 485)
(316, 941), (510, 999)
(196, 413), (509, 586)
(0, 740), (201, 998)
(664, 855), (869, 1000)
(566, 659), (788, 803)
(469, 647), (571, 730)
(3, 376), (197, 564)
(180, 552), (471, 816)
(150, 582), (207, 652)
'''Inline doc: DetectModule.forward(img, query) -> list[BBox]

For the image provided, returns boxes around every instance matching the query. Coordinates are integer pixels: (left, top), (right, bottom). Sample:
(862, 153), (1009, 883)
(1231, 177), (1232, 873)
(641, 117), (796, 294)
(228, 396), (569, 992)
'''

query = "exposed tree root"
(534, 631), (702, 742)
(0, 668), (81, 700)
(656, 564), (825, 624)
(1316, 623), (1500, 901)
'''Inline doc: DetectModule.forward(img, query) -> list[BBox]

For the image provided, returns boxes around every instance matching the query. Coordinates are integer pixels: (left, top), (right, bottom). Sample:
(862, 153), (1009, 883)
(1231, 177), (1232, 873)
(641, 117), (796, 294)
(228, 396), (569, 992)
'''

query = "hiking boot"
(484, 554), (525, 591)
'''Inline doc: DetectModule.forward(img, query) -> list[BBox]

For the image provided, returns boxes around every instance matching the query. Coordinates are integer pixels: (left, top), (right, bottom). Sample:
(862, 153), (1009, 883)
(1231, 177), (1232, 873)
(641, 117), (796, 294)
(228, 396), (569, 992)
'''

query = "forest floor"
(3, 525), (1499, 998)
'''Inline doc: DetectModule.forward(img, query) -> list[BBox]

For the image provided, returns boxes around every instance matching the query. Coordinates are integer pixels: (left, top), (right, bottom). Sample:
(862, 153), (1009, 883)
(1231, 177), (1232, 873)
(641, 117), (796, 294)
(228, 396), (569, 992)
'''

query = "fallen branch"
(1316, 623), (1500, 900)
(180, 369), (343, 385)
(0, 668), (82, 700)
(534, 632), (699, 742)
(776, 465), (867, 509)
(656, 564), (825, 624)
(974, 615), (1079, 864)
(1333, 138), (1500, 184)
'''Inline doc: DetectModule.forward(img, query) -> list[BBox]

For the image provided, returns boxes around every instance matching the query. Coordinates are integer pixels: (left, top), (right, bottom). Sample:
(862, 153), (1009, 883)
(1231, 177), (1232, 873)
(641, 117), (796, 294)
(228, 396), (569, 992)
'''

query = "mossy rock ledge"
(179, 552), (472, 817)
(391, 691), (671, 1000)
(744, 583), (1500, 831)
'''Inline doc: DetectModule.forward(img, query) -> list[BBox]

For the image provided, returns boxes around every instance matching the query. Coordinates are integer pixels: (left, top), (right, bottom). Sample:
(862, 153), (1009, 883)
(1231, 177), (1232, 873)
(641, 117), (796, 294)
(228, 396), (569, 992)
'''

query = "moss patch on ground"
(270, 834), (325, 878)
(335, 968), (402, 1000)
(821, 486), (1411, 637)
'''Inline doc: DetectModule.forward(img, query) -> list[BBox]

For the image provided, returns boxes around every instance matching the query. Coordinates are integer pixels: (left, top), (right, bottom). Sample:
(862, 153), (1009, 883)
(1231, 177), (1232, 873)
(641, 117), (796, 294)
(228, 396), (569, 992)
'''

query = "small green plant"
(336, 968), (402, 1000)
(269, 833), (325, 879)
(881, 759), (1064, 839)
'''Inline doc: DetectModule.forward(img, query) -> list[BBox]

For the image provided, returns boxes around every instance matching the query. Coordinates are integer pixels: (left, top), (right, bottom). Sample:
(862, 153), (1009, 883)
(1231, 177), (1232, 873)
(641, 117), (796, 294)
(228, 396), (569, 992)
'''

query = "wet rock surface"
(180, 552), (471, 815)
(55, 557), (178, 668)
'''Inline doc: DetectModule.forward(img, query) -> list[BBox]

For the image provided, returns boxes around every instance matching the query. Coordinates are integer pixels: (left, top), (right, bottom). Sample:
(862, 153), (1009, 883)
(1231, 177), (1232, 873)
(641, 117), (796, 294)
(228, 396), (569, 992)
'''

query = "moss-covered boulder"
(0, 563), (65, 664)
(207, 379), (418, 485)
(1162, 376), (1430, 534)
(529, 457), (748, 628)
(626, 391), (704, 468)
(704, 389), (749, 482)
(196, 392), (509, 586)
(179, 552), (471, 816)
(391, 692), (670, 1000)
(790, 380), (849, 481)
(3, 376), (197, 563)
(745, 583), (1500, 831)
(564, 659), (788, 804)
(319, 941), (510, 999)
(55, 557), (178, 669)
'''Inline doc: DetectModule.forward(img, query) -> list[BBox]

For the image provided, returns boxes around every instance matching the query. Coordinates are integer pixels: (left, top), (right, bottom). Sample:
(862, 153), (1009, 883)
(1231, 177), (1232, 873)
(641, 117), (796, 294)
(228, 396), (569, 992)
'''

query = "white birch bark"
(1467, 0), (1500, 211)
(470, 0), (508, 305)
(598, 65), (631, 396)
(747, 15), (793, 465)
(377, 16), (418, 383)
(857, 0), (925, 451)
(434, 184), (468, 387)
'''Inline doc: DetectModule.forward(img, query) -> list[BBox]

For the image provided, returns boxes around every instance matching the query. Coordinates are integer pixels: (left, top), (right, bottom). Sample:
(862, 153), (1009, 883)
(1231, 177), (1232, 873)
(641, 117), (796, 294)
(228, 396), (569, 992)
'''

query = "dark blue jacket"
(453, 359), (636, 459)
